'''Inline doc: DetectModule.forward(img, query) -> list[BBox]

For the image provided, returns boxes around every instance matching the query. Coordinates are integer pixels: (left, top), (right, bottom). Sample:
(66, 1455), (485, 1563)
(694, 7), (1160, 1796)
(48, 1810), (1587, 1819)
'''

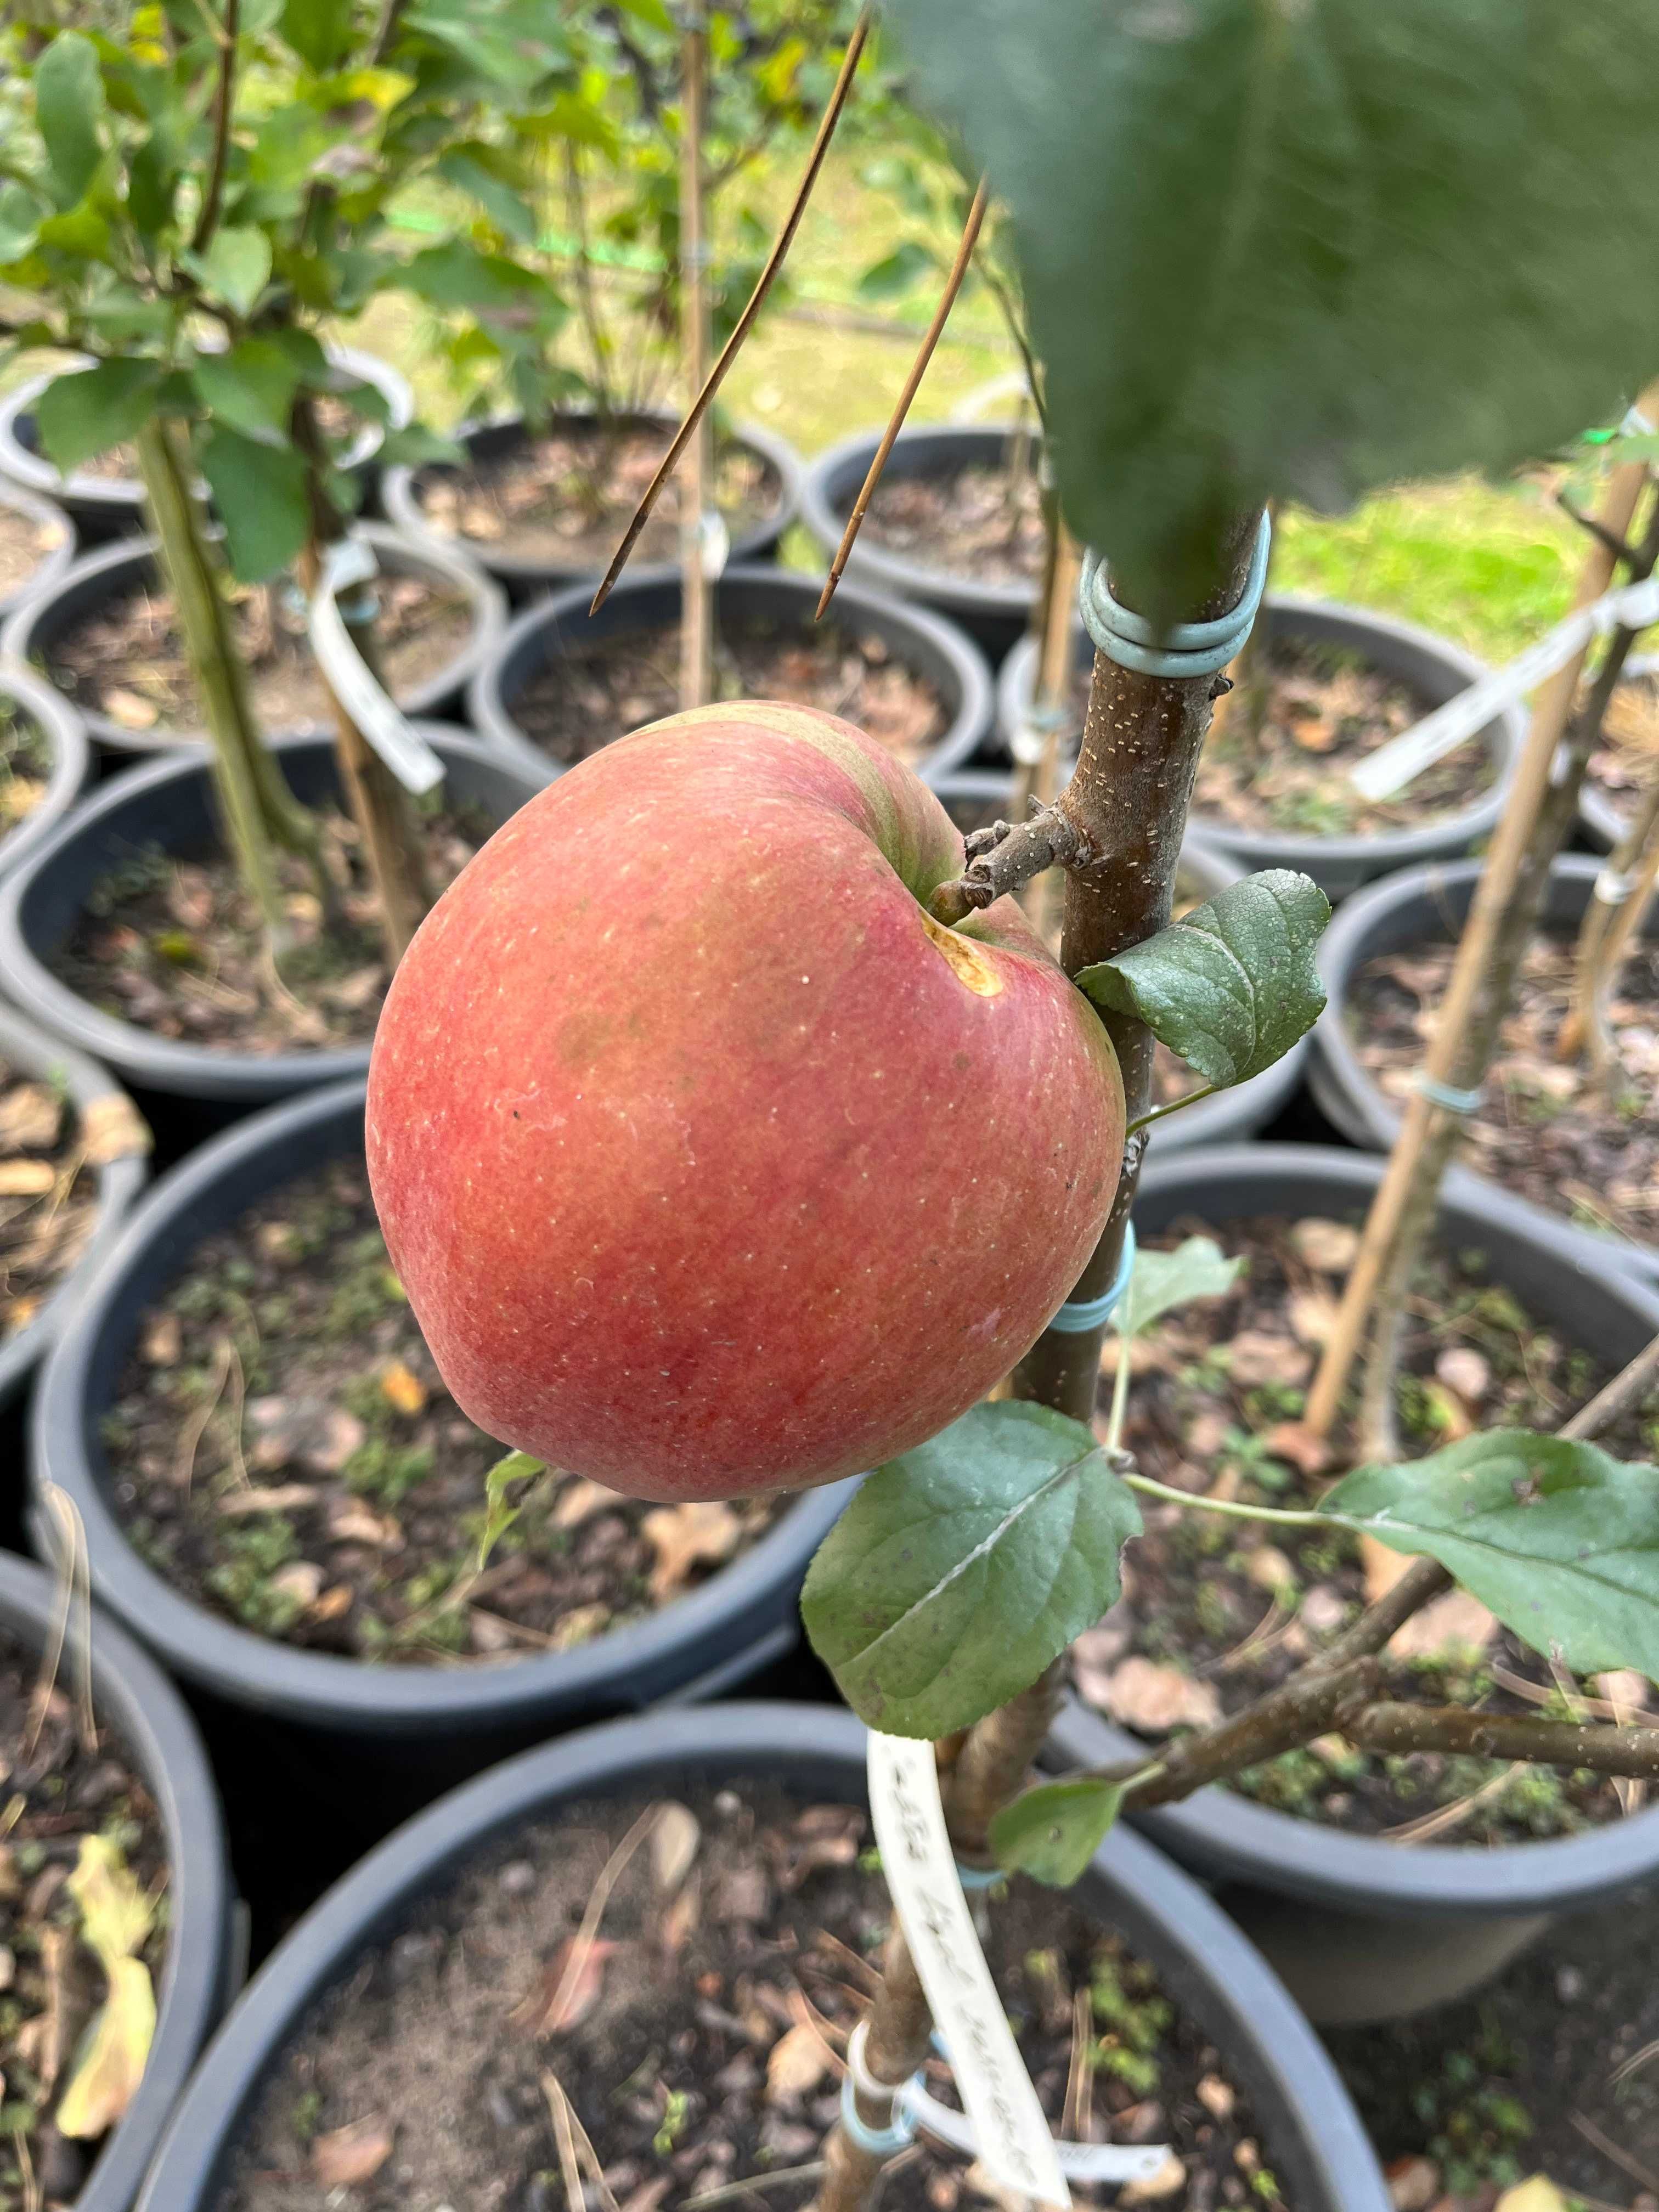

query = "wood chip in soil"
(861, 451), (1046, 585)
(221, 1780), (1294, 2212)
(1348, 933), (1659, 1250)
(1085, 1212), (1659, 1844)
(44, 571), (473, 738)
(1586, 668), (1659, 832)
(0, 1628), (170, 2212)
(48, 801), (486, 1058)
(417, 423), (777, 568)
(0, 1059), (102, 1347)
(102, 1160), (780, 1664)
(511, 619), (946, 768)
(0, 693), (52, 847)
(0, 499), (67, 600)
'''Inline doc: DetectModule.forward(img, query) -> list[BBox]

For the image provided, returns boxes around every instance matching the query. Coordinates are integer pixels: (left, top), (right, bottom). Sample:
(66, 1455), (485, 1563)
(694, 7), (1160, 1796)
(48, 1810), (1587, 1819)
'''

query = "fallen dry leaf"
(1386, 2157), (1441, 2212)
(511, 1936), (619, 2038)
(1435, 1347), (1491, 1404)
(311, 2116), (395, 2189)
(1070, 1616), (1133, 1708)
(1492, 2180), (1567, 2212)
(651, 1803), (701, 1896)
(1265, 1421), (1334, 1478)
(215, 1483), (320, 1519)
(0, 1159), (55, 1196)
(1595, 1668), (1651, 1715)
(1360, 1533), (1413, 1604)
(660, 1874), (701, 1959)
(553, 1478), (627, 1531)
(1101, 1657), (1221, 1734)
(380, 1359), (427, 1416)
(269, 1562), (326, 1609)
(328, 1500), (400, 1547)
(1197, 2075), (1236, 2122)
(766, 2021), (831, 2099)
(142, 1311), (181, 1367)
(1389, 1589), (1498, 1662)
(1244, 1545), (1299, 1595)
(1288, 1217), (1360, 1273)
(1225, 1330), (1312, 1389)
(641, 1502), (742, 1599)
(1288, 1289), (1341, 1347)
(103, 687), (159, 731)
(0, 1084), (61, 1150)
(1120, 2151), (1188, 2204)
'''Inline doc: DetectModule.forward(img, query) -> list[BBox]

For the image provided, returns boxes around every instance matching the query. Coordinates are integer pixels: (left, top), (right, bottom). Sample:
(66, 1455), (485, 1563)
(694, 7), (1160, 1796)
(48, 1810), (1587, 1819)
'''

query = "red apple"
(365, 701), (1122, 1502)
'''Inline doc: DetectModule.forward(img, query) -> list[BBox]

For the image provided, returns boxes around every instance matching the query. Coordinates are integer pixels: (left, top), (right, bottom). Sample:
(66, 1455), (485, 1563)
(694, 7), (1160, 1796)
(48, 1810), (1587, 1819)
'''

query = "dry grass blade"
(1385, 1764), (1521, 1845)
(589, 7), (872, 616)
(1568, 2111), (1659, 2195)
(816, 174), (990, 620)
(681, 2164), (828, 2211)
(29, 1484), (96, 1756)
(514, 1802), (666, 2036)
(545, 2067), (620, 2212)
(1611, 2036), (1659, 2087)
(540, 2070), (588, 2212)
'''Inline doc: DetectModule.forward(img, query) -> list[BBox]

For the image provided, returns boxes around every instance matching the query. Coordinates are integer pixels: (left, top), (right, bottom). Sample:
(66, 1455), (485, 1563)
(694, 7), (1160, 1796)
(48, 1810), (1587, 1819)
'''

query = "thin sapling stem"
(678, 0), (713, 712)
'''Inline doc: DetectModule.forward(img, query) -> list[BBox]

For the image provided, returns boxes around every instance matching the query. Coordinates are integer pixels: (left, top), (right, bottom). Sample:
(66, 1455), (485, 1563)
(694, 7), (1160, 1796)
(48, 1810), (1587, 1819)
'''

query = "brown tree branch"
(1093, 1660), (1384, 1806)
(190, 0), (239, 257)
(929, 800), (1092, 924)
(1344, 1701), (1659, 1780)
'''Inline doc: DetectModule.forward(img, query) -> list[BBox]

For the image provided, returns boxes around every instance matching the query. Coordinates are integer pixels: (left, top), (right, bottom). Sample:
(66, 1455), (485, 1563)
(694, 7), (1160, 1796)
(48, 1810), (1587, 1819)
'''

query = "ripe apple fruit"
(366, 701), (1123, 1502)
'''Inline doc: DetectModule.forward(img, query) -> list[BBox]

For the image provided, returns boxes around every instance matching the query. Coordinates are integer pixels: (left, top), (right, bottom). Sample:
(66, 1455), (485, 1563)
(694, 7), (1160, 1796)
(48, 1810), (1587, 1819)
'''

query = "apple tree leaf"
(1120, 1235), (1240, 1341)
(801, 1400), (1141, 1740)
(180, 227), (273, 319)
(34, 34), (105, 210)
(196, 424), (311, 582)
(879, 0), (1659, 617)
(988, 1778), (1127, 1888)
(1323, 1432), (1659, 1685)
(35, 362), (165, 478)
(1075, 871), (1329, 1088)
(191, 339), (304, 444)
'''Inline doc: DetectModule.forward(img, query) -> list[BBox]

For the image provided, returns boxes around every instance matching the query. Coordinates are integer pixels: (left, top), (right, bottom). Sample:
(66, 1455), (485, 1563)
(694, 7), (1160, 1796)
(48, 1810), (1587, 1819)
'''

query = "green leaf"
(35, 34), (105, 209)
(1120, 1235), (1240, 1340)
(439, 148), (538, 245)
(191, 338), (302, 443)
(1323, 1432), (1659, 1685)
(35, 361), (164, 477)
(857, 240), (940, 303)
(280, 0), (354, 71)
(988, 1778), (1127, 1888)
(1075, 870), (1330, 1088)
(180, 227), (273, 318)
(0, 182), (43, 265)
(879, 0), (1659, 617)
(800, 1400), (1141, 1740)
(611, 0), (674, 28)
(378, 423), (466, 468)
(195, 424), (310, 582)
(477, 1449), (545, 1570)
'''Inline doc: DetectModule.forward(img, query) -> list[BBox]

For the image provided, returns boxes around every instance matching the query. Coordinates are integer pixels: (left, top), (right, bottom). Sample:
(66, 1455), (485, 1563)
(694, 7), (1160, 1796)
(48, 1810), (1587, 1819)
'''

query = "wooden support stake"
(678, 0), (713, 712)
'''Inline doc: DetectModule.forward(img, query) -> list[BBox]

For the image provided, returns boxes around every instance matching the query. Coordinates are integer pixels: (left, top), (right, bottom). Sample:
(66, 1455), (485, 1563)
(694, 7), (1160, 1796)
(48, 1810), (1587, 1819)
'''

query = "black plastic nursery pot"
(30, 1082), (857, 1788)
(0, 476), (75, 619)
(1312, 854), (1658, 1282)
(932, 770), (1312, 1153)
(133, 1702), (1387, 2212)
(0, 346), (411, 541)
(1, 522), (507, 757)
(1047, 1141), (1659, 2027)
(1579, 648), (1659, 851)
(800, 423), (1040, 660)
(381, 408), (803, 601)
(0, 1001), (149, 1419)
(997, 596), (1525, 901)
(0, 729), (552, 1110)
(467, 561), (996, 787)
(0, 656), (91, 887)
(0, 1548), (237, 2212)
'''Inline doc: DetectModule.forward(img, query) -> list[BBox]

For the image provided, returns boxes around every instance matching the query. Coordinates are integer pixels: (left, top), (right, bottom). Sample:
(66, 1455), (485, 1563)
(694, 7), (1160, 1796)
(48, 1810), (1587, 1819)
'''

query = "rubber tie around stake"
(1595, 867), (1637, 905)
(1079, 510), (1272, 680)
(1047, 1221), (1137, 1334)
(1414, 1073), (1483, 1116)
(840, 2021), (920, 2159)
(953, 1860), (1004, 1891)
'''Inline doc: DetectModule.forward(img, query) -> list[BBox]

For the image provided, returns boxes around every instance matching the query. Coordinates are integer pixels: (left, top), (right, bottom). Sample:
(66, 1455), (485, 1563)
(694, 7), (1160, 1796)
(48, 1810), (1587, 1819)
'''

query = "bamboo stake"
(816, 177), (990, 620)
(1303, 416), (1659, 1442)
(678, 0), (713, 711)
(1559, 766), (1659, 1071)
(590, 8), (871, 615)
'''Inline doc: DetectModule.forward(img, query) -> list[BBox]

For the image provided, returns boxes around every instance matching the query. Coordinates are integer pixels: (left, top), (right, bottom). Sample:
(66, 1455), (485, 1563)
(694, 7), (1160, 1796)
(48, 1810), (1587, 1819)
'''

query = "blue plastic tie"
(1414, 1073), (1483, 1116)
(1079, 511), (1272, 680)
(1047, 1221), (1137, 1334)
(954, 1861), (1005, 1891)
(840, 2028), (921, 2160)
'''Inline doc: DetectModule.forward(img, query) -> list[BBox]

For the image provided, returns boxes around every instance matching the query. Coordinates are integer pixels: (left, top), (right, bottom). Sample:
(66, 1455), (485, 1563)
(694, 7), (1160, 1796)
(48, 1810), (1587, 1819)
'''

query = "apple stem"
(1122, 1081), (1218, 1138)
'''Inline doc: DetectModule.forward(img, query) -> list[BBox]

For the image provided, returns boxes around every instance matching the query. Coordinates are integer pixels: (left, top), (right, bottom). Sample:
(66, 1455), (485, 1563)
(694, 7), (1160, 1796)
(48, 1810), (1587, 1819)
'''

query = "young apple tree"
(362, 4), (1659, 2208)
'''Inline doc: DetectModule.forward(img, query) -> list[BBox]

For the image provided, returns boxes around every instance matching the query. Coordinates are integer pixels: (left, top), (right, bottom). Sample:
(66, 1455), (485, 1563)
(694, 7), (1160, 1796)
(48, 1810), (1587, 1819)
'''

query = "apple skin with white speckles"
(365, 700), (1123, 1502)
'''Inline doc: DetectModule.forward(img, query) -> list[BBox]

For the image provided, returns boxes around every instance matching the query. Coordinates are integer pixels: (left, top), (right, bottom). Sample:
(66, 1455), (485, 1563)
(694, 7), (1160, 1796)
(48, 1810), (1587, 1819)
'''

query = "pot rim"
(133, 1702), (1386, 2212)
(464, 558), (996, 789)
(0, 653), (91, 888)
(0, 1549), (233, 2212)
(1048, 1138), (1659, 1914)
(0, 477), (76, 619)
(32, 1079), (855, 1734)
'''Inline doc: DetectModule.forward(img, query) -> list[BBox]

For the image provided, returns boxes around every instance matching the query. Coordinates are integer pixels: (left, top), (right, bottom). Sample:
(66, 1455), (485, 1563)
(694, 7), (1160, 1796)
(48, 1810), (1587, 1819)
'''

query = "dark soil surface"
(48, 799), (485, 1057)
(0, 1057), (106, 1348)
(0, 1627), (170, 2212)
(43, 571), (474, 739)
(1042, 640), (1493, 839)
(1085, 1211), (1659, 1844)
(1588, 668), (1659, 832)
(510, 618), (947, 769)
(102, 1159), (780, 1663)
(0, 496), (67, 600)
(416, 423), (779, 569)
(221, 1780), (1291, 2212)
(1347, 934), (1659, 1251)
(1330, 1888), (1659, 2207)
(0, 693), (52, 849)
(861, 450), (1046, 586)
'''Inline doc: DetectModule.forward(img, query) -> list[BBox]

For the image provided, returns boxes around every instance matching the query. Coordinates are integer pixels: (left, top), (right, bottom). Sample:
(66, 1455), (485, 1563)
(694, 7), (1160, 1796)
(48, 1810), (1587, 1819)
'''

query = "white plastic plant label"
(698, 506), (731, 583)
(866, 1732), (1170, 2205)
(307, 538), (447, 795)
(1351, 571), (1659, 803)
